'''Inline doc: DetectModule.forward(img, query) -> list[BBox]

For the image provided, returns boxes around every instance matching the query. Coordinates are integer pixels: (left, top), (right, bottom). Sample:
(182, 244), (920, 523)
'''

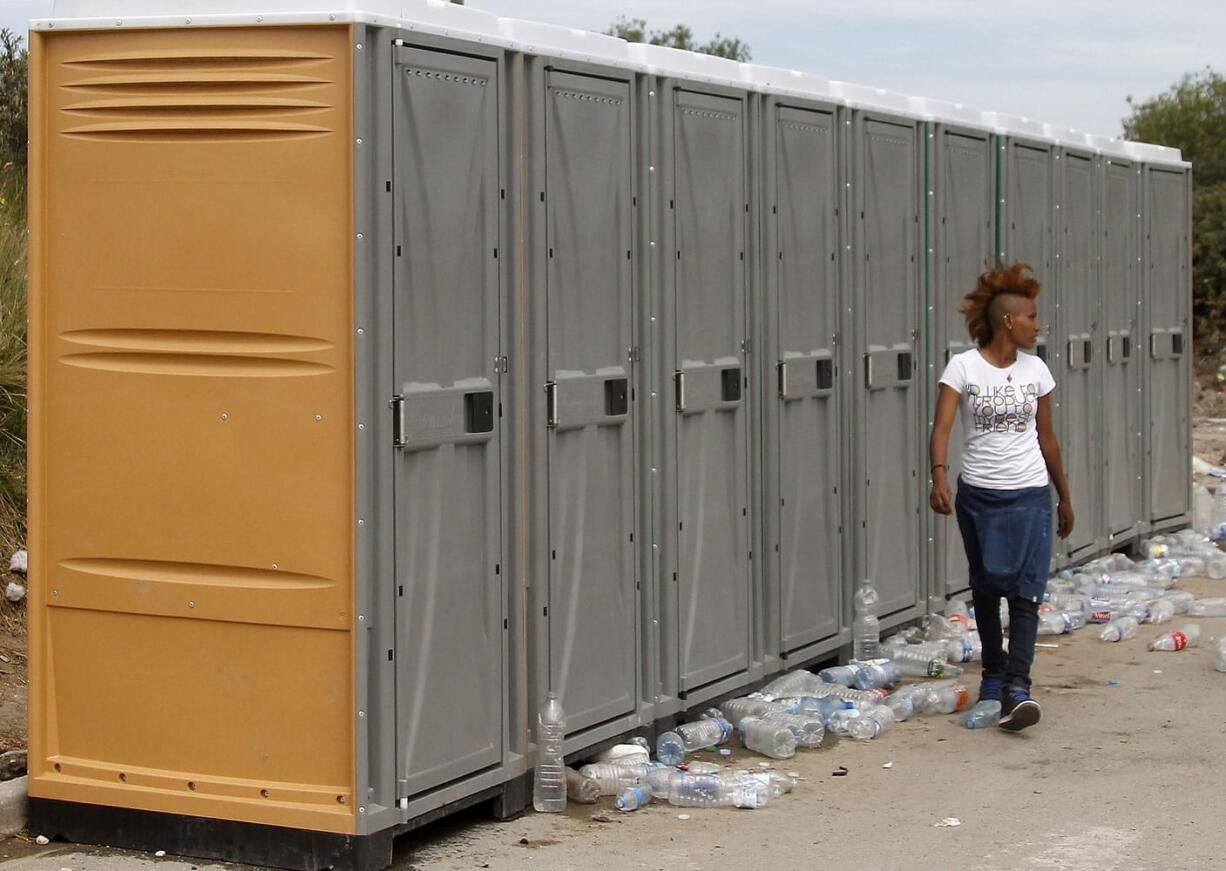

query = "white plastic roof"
(34, 0), (1187, 166)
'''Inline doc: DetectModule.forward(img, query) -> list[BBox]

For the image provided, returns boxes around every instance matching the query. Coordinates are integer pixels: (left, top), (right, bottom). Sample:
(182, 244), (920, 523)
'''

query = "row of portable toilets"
(25, 3), (1191, 869)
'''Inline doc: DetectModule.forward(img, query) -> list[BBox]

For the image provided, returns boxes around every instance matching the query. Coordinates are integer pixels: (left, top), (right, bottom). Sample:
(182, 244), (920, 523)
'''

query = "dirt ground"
(0, 596), (25, 756)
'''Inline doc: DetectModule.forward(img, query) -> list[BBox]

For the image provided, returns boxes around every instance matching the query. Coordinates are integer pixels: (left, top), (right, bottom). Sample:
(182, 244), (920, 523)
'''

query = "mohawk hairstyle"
(958, 262), (1041, 347)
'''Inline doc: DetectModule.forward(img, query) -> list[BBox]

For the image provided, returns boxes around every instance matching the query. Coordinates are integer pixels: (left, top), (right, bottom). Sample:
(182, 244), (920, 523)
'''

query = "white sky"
(3, 0), (1223, 139)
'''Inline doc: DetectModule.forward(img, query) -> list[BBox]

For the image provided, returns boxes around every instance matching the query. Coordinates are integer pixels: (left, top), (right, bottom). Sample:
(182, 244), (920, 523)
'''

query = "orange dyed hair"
(959, 262), (1041, 347)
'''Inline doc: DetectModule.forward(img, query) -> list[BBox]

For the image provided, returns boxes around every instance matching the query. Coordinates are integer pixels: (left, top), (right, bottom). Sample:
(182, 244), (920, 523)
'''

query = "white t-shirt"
(938, 349), (1056, 490)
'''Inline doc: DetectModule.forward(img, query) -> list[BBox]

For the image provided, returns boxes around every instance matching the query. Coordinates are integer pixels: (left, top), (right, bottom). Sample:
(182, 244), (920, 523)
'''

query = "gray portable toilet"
(912, 98), (998, 606)
(1093, 135), (1145, 548)
(503, 19), (651, 753)
(754, 67), (849, 669)
(834, 82), (926, 631)
(638, 45), (757, 712)
(1132, 142), (1193, 533)
(1048, 124), (1104, 562)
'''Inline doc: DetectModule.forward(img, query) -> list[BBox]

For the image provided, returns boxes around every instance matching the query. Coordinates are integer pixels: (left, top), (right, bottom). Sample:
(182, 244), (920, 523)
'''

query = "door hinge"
(741, 338), (752, 355)
(545, 381), (558, 428)
(674, 370), (686, 412)
(778, 361), (788, 397)
(495, 355), (509, 374)
(390, 394), (405, 448)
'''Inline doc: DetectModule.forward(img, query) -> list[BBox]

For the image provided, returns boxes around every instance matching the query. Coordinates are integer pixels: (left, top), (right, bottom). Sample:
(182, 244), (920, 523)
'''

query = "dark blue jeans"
(972, 588), (1040, 695)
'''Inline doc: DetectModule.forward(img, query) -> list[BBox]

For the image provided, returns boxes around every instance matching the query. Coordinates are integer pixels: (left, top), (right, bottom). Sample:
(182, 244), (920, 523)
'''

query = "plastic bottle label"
(1090, 609), (1112, 623)
(1170, 631), (1188, 650)
(952, 687), (969, 711)
(926, 661), (945, 678)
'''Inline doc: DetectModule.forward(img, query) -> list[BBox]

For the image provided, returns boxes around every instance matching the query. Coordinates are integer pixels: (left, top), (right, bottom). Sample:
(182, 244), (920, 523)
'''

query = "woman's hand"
(1057, 500), (1075, 538)
(930, 476), (954, 515)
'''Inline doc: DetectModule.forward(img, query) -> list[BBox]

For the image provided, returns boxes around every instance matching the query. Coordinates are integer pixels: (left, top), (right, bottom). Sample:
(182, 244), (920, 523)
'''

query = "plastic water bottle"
(656, 716), (732, 765)
(799, 695), (855, 726)
(853, 578), (881, 660)
(593, 742), (650, 767)
(1145, 598), (1176, 625)
(1149, 624), (1200, 651)
(921, 683), (970, 715)
(852, 661), (902, 690)
(684, 760), (722, 774)
(719, 696), (779, 724)
(818, 664), (859, 686)
(667, 773), (765, 809)
(644, 762), (677, 799)
(1037, 610), (1074, 635)
(762, 711), (826, 748)
(578, 761), (648, 796)
(848, 704), (896, 740)
(889, 646), (963, 678)
(1098, 615), (1140, 642)
(615, 784), (652, 812)
(825, 707), (861, 734)
(1188, 598), (1226, 617)
(1216, 637), (1226, 673)
(944, 633), (982, 663)
(738, 716), (798, 759)
(761, 669), (826, 700)
(1159, 591), (1195, 614)
(960, 700), (1001, 729)
(565, 767), (600, 804)
(532, 693), (567, 812)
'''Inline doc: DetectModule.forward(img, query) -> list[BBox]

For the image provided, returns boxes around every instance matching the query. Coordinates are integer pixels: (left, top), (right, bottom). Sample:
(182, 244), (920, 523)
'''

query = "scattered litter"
(35, 836), (49, 846)
(882, 762), (894, 769)
(718, 748), (732, 757)
(677, 814), (690, 821)
(154, 851), (166, 858)
(9, 548), (26, 574)
(1107, 678), (1118, 686)
(1153, 669), (1163, 674)
(934, 817), (962, 828)
(4, 581), (24, 603)
(1035, 642), (1059, 648)
(519, 837), (530, 845)
(758, 761), (771, 768)
(589, 813), (614, 823)
(832, 766), (849, 777)
(787, 771), (800, 779)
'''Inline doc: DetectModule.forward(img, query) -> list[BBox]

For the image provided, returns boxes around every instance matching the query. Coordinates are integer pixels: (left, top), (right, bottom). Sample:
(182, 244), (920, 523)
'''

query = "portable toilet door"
(930, 120), (996, 603)
(844, 94), (925, 627)
(1143, 161), (1193, 529)
(1101, 155), (1144, 545)
(1053, 144), (1103, 560)
(389, 40), (508, 799)
(761, 92), (845, 664)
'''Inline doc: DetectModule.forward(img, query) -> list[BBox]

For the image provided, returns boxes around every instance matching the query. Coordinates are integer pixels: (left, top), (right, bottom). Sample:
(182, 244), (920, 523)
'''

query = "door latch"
(545, 381), (558, 428)
(390, 395), (406, 448)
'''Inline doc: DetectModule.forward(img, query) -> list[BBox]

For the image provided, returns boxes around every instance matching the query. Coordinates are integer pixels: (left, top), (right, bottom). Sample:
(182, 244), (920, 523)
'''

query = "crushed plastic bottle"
(921, 684), (970, 715)
(1149, 624), (1200, 651)
(656, 715), (733, 766)
(1037, 610), (1075, 635)
(1098, 616), (1140, 643)
(852, 661), (903, 690)
(960, 700), (1001, 729)
(579, 761), (649, 796)
(719, 696), (781, 725)
(1188, 598), (1226, 618)
(739, 716), (798, 759)
(593, 743), (650, 767)
(847, 704), (897, 741)
(532, 693), (567, 813)
(818, 664), (859, 686)
(762, 711), (826, 748)
(615, 784), (652, 812)
(760, 669), (825, 700)
(943, 633), (982, 663)
(853, 578), (882, 660)
(825, 707), (861, 734)
(565, 767), (600, 804)
(1158, 591), (1196, 615)
(643, 762), (677, 799)
(889, 646), (964, 678)
(1145, 598), (1176, 625)
(683, 760), (722, 775)
(667, 772), (767, 809)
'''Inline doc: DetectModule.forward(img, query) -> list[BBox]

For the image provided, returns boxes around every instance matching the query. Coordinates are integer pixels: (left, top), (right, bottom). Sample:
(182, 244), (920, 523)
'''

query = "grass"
(0, 162), (25, 566)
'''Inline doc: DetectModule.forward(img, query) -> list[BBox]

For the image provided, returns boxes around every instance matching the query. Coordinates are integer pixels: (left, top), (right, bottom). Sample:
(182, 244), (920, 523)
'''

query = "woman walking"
(929, 263), (1073, 732)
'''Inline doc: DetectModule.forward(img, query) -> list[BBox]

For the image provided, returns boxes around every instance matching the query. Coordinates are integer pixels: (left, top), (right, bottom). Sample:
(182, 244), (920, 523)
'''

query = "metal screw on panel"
(315, 415), (322, 422)
(356, 138), (363, 145)
(358, 615), (366, 623)
(188, 601), (195, 609)
(357, 328), (364, 335)
(356, 43), (363, 50)
(256, 16), (263, 22)
(357, 233), (364, 240)
(358, 423), (365, 431)
(271, 564), (279, 571)
(52, 589), (59, 596)
(359, 807), (366, 814)
(220, 412), (229, 421)
(358, 711), (366, 718)
(185, 18), (191, 24)
(358, 519), (365, 527)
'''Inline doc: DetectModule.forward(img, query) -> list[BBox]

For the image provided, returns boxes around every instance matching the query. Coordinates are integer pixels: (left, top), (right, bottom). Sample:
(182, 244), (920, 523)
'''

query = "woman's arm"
(1036, 393), (1074, 538)
(928, 384), (960, 515)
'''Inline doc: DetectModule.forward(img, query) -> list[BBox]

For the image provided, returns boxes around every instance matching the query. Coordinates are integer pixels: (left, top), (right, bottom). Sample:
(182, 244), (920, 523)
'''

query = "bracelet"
(931, 464), (949, 473)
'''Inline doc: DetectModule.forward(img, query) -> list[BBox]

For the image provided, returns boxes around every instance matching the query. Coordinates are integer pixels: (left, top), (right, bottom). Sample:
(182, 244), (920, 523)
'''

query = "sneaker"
(978, 676), (1003, 703)
(999, 691), (1041, 732)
